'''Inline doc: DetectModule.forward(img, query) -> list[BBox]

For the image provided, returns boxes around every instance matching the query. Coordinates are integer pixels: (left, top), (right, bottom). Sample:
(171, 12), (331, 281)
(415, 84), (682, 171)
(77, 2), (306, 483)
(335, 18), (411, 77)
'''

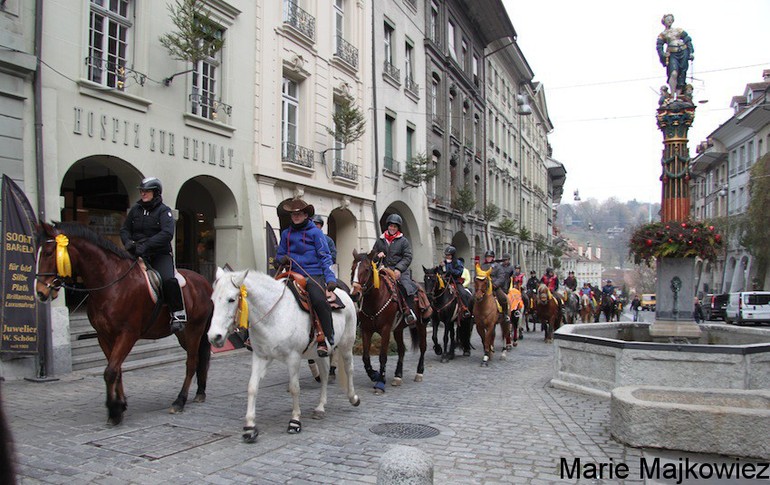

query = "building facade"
(691, 70), (770, 294)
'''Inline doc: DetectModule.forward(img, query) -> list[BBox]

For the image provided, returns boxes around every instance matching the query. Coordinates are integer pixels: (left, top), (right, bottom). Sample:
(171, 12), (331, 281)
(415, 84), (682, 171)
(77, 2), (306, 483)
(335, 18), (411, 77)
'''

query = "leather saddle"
(274, 270), (345, 344)
(138, 258), (186, 304)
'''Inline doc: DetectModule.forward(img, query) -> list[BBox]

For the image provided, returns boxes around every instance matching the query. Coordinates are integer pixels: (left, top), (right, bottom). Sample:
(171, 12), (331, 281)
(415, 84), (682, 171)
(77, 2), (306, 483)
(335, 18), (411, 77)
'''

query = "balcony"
(384, 156), (400, 174)
(282, 142), (314, 169)
(404, 76), (419, 98)
(189, 92), (232, 123)
(335, 36), (358, 69)
(383, 60), (400, 85)
(283, 0), (315, 41)
(332, 159), (359, 182)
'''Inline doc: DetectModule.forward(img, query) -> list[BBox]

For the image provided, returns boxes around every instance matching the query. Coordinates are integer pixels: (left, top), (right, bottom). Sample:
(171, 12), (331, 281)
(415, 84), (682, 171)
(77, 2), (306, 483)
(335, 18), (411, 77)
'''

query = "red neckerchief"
(382, 230), (401, 244)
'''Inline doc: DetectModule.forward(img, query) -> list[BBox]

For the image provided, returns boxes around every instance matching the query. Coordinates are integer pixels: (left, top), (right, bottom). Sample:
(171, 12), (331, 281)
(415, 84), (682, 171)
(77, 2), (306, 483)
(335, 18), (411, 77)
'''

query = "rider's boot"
(317, 314), (334, 357)
(163, 278), (187, 333)
(405, 296), (417, 327)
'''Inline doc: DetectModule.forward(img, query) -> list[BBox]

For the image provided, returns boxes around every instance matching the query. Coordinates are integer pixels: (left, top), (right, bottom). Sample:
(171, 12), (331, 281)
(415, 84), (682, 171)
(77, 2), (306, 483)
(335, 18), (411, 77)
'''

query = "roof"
(462, 0), (517, 46)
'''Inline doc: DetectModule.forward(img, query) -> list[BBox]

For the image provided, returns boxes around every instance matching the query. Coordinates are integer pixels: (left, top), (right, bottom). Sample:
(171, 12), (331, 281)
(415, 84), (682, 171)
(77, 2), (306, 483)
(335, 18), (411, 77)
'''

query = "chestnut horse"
(422, 266), (472, 362)
(350, 250), (427, 394)
(35, 222), (212, 425)
(534, 284), (562, 343)
(473, 266), (511, 366)
(579, 293), (594, 323)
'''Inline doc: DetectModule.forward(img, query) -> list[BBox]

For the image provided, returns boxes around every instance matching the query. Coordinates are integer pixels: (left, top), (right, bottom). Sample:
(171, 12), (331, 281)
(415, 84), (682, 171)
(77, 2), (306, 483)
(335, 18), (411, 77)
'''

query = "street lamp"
(517, 92), (532, 268)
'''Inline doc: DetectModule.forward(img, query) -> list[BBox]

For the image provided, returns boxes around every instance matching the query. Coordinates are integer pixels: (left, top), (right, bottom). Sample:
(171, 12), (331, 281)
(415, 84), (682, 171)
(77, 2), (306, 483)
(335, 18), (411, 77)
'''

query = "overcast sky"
(502, 0), (770, 203)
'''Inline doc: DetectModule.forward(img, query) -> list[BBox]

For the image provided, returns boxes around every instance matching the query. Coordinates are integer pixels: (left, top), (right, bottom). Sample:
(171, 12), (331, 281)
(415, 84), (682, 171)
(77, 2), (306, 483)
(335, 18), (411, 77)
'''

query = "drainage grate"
(370, 423), (440, 439)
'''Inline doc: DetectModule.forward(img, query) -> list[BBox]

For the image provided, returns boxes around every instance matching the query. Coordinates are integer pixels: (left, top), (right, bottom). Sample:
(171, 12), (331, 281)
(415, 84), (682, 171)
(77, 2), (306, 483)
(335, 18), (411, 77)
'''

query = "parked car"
(706, 293), (729, 321)
(725, 292), (770, 325)
(640, 293), (656, 311)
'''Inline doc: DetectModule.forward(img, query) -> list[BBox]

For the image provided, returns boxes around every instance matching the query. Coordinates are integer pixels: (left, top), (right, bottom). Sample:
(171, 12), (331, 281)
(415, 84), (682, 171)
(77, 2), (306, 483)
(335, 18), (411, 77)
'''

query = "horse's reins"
(354, 260), (397, 320)
(36, 235), (139, 293)
(231, 273), (288, 330)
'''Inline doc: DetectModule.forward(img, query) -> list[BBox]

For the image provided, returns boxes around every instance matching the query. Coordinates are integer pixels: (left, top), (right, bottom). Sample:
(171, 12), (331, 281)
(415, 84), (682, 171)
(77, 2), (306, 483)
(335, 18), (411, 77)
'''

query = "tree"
(452, 185), (476, 213)
(483, 203), (500, 222)
(326, 97), (366, 146)
(403, 153), (437, 185)
(741, 152), (770, 286)
(498, 217), (516, 236)
(159, 0), (224, 65)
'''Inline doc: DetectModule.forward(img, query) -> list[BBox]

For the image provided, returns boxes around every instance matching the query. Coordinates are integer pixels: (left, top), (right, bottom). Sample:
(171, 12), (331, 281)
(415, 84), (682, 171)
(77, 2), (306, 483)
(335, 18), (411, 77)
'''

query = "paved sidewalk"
(2, 327), (767, 484)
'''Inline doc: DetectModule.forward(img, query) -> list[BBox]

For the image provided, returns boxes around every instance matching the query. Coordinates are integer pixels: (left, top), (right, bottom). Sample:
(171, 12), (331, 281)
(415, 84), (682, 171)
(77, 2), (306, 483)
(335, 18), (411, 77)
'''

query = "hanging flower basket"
(628, 221), (723, 266)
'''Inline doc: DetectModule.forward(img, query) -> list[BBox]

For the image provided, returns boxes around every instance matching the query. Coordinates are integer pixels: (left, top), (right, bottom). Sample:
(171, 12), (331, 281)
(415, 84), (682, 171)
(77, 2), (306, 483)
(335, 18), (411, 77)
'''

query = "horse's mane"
(52, 222), (133, 260)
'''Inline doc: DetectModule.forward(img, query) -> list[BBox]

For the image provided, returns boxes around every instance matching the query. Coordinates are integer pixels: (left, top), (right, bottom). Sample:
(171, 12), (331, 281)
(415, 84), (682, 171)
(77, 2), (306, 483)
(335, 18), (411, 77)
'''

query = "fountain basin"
(552, 323), (770, 397)
(611, 386), (770, 459)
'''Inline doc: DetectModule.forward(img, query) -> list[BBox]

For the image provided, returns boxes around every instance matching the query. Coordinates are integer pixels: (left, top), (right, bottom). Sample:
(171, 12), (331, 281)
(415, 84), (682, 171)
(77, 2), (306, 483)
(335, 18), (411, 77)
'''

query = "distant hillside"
(557, 199), (661, 270)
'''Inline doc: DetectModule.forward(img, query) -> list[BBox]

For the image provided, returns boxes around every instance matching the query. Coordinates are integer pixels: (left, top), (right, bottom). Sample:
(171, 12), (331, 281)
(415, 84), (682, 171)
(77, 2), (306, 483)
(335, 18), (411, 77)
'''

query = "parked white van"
(725, 292), (770, 325)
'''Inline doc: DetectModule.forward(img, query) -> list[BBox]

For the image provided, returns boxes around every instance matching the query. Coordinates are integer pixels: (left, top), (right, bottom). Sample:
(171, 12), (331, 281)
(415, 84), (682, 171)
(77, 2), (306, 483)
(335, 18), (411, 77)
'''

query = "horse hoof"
(440, 356), (448, 363)
(501, 352), (507, 360)
(463, 350), (471, 357)
(414, 374), (423, 383)
(433, 344), (442, 356)
(242, 426), (259, 443)
(373, 381), (386, 394)
(170, 405), (184, 414)
(287, 419), (302, 434)
(314, 376), (321, 383)
(193, 393), (206, 403)
(351, 396), (361, 407)
(512, 342), (518, 347)
(312, 410), (326, 420)
(481, 361), (488, 367)
(391, 377), (402, 387)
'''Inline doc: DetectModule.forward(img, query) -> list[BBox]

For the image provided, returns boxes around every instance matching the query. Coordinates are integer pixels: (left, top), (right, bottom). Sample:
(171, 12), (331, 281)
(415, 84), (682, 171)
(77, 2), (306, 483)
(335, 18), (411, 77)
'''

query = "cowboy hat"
(282, 198), (315, 218)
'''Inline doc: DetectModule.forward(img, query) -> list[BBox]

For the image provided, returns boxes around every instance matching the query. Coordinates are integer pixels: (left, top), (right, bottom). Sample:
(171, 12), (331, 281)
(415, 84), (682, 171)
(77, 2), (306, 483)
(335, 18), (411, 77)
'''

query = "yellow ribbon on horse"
(236, 285), (249, 329)
(55, 234), (72, 278)
(371, 261), (380, 289)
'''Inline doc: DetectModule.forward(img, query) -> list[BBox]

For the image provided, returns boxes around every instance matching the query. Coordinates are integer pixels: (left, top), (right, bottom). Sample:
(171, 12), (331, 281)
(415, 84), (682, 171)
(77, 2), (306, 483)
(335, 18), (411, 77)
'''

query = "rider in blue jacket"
(440, 246), (472, 318)
(275, 199), (336, 356)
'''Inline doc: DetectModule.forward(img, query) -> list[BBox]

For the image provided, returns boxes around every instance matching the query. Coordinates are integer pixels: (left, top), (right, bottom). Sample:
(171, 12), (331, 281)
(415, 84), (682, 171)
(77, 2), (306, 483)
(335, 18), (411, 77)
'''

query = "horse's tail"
(196, 308), (213, 382)
(409, 325), (419, 352)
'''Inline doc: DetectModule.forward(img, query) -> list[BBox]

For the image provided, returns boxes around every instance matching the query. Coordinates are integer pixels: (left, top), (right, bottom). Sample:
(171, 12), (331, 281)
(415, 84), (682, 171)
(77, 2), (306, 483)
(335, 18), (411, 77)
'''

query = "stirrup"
(317, 342), (329, 358)
(405, 310), (417, 325)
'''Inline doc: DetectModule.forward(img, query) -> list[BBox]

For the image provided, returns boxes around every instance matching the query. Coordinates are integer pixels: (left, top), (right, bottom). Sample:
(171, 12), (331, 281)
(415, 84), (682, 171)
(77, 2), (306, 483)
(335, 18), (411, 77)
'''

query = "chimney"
(763, 69), (770, 82)
(578, 246), (583, 257)
(596, 247), (602, 259)
(585, 247), (592, 259)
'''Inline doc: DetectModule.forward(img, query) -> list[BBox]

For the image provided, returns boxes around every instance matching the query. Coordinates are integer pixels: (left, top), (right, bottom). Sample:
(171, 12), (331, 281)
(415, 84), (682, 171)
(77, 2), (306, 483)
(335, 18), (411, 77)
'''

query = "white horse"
(207, 267), (360, 443)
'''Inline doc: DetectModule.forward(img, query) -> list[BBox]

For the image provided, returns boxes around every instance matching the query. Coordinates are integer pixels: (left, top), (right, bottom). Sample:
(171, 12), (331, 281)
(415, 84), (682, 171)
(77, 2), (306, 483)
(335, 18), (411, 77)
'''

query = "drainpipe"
(33, 0), (53, 379)
(370, 2), (380, 234)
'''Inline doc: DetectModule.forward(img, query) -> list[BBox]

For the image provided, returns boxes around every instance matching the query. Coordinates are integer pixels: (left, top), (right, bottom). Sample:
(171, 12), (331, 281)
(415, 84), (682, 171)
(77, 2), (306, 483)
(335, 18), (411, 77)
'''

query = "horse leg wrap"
(287, 419), (302, 434)
(374, 381), (386, 392)
(242, 426), (259, 443)
(367, 369), (380, 382)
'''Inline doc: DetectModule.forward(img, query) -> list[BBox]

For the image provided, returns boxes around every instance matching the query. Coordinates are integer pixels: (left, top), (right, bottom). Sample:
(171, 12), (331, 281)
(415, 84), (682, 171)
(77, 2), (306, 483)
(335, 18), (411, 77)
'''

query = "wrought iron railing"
(383, 60), (400, 82)
(333, 159), (359, 181)
(282, 142), (314, 168)
(384, 156), (400, 174)
(85, 56), (147, 89)
(335, 36), (358, 68)
(283, 0), (315, 40)
(404, 76), (419, 96)
(430, 114), (444, 130)
(189, 92), (232, 122)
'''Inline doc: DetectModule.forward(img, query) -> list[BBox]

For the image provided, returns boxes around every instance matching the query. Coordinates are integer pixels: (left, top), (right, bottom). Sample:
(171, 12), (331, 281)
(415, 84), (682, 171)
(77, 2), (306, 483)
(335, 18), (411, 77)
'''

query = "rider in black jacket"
(120, 177), (187, 332)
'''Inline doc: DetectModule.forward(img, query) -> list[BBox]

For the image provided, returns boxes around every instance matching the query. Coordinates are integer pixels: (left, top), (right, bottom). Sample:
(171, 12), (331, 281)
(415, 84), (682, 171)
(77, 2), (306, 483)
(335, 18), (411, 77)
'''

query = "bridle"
(425, 271), (457, 314)
(351, 259), (396, 320)
(35, 232), (138, 293)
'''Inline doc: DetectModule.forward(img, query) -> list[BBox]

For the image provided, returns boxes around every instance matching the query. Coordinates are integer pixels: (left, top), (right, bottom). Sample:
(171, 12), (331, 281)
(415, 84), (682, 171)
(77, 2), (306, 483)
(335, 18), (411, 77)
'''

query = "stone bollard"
(377, 445), (433, 484)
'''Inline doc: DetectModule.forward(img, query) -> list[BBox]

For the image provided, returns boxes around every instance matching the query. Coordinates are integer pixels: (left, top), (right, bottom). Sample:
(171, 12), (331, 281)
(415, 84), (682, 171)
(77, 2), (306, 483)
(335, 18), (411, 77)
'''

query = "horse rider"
(372, 214), (418, 326)
(312, 215), (337, 264)
(525, 270), (540, 294)
(457, 257), (471, 288)
(508, 277), (525, 322)
(541, 267), (559, 297)
(563, 271), (578, 292)
(477, 251), (509, 321)
(512, 264), (525, 288)
(580, 282), (597, 308)
(274, 198), (336, 357)
(120, 177), (187, 333)
(440, 246), (472, 318)
(601, 279), (617, 301)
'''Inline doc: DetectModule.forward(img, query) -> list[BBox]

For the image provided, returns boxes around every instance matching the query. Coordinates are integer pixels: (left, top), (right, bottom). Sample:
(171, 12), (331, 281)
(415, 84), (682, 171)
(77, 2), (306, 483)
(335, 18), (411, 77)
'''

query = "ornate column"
(656, 98), (695, 222)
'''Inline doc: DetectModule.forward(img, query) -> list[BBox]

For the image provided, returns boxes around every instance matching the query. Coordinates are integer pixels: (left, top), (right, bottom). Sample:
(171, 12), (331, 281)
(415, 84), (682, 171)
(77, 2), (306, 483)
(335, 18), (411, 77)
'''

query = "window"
(460, 40), (468, 70)
(431, 77), (438, 117)
(447, 20), (456, 60)
(430, 1), (439, 43)
(282, 77), (299, 155)
(334, 0), (343, 51)
(191, 20), (225, 120)
(472, 54), (479, 86)
(385, 114), (397, 172)
(406, 125), (415, 164)
(384, 22), (394, 65)
(87, 0), (131, 89)
(404, 41), (414, 83)
(448, 94), (453, 135)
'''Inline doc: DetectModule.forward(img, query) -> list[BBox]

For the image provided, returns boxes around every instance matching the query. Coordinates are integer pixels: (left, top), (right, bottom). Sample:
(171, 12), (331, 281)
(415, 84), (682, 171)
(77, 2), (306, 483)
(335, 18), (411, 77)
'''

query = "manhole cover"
(370, 423), (440, 439)
(88, 424), (229, 460)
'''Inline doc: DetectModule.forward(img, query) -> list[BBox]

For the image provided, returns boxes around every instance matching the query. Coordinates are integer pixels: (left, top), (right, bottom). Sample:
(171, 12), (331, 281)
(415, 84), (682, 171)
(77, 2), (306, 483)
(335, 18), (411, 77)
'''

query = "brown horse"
(35, 222), (212, 425)
(422, 266), (473, 362)
(534, 283), (562, 343)
(350, 250), (427, 394)
(473, 266), (511, 366)
(579, 293), (594, 323)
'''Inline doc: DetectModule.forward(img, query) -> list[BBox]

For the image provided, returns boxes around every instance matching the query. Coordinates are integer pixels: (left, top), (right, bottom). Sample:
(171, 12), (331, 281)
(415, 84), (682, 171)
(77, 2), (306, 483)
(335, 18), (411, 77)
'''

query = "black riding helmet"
(138, 177), (162, 195)
(385, 214), (402, 228)
(444, 245), (456, 256)
(484, 249), (495, 258)
(312, 215), (324, 226)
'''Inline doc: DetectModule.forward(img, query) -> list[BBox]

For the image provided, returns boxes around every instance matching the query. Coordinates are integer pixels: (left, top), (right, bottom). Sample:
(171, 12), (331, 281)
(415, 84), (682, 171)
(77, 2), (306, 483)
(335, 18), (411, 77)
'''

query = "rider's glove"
(135, 243), (146, 257)
(124, 240), (136, 253)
